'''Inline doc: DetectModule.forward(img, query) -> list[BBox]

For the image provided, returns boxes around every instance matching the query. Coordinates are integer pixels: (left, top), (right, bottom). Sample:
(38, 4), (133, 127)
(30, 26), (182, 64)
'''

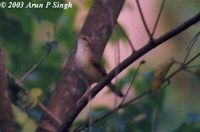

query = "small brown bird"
(75, 35), (123, 97)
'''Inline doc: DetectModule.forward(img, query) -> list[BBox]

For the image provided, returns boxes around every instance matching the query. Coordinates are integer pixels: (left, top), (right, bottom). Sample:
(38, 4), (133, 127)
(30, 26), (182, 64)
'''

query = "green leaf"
(110, 25), (127, 43)
(173, 122), (200, 132)
(56, 6), (77, 49)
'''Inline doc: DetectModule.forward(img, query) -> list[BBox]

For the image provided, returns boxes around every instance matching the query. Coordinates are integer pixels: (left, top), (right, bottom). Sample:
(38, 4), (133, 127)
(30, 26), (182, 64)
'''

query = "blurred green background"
(0, 0), (200, 132)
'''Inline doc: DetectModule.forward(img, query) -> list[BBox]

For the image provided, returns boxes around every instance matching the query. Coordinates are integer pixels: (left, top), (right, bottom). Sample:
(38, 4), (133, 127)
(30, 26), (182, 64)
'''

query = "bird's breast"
(75, 54), (101, 82)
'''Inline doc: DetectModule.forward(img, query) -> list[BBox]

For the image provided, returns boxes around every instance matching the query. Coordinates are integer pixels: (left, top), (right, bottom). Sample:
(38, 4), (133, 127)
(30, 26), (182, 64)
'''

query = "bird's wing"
(91, 58), (107, 76)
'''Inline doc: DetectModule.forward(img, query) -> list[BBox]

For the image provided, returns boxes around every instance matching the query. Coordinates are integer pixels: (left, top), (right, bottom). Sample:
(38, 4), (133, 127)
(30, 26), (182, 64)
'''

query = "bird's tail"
(108, 83), (123, 97)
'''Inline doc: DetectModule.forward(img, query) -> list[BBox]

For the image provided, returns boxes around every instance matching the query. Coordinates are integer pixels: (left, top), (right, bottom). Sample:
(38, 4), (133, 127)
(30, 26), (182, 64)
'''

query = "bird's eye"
(83, 37), (86, 41)
(82, 36), (87, 41)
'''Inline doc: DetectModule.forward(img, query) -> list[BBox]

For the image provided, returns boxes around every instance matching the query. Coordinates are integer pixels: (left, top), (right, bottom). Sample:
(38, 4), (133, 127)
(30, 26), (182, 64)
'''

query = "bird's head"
(77, 35), (92, 52)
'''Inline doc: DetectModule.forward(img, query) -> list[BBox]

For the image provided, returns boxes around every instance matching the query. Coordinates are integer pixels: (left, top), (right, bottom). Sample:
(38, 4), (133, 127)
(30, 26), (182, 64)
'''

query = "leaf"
(29, 0), (65, 23)
(56, 6), (77, 49)
(109, 25), (127, 43)
(134, 71), (154, 93)
(12, 105), (37, 132)
(173, 122), (200, 132)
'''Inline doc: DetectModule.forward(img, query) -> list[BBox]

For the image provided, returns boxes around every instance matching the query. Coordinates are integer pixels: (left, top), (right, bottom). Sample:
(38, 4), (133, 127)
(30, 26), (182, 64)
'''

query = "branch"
(151, 0), (166, 36)
(74, 48), (200, 131)
(0, 45), (16, 132)
(73, 90), (151, 132)
(7, 73), (61, 127)
(120, 60), (145, 105)
(136, 0), (154, 41)
(20, 54), (49, 82)
(37, 0), (199, 129)
(74, 11), (200, 129)
(117, 23), (136, 52)
(37, 0), (126, 131)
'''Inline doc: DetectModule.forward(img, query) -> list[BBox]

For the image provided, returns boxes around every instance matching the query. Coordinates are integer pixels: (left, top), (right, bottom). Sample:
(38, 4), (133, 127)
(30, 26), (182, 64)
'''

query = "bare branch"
(136, 0), (154, 41)
(74, 11), (200, 131)
(38, 0), (200, 129)
(183, 31), (200, 64)
(117, 23), (136, 52)
(120, 60), (144, 105)
(20, 54), (49, 82)
(7, 73), (61, 127)
(38, 103), (62, 126)
(38, 0), (126, 131)
(152, 0), (167, 36)
(73, 48), (200, 131)
(73, 90), (151, 132)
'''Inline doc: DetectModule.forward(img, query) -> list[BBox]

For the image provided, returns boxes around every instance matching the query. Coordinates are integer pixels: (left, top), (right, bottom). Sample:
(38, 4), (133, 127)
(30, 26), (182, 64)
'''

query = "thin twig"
(61, 12), (200, 131)
(120, 60), (145, 105)
(75, 12), (200, 113)
(183, 31), (200, 64)
(97, 0), (136, 52)
(20, 54), (49, 82)
(37, 103), (62, 126)
(73, 50), (200, 132)
(8, 73), (62, 127)
(73, 90), (151, 132)
(152, 0), (166, 36)
(136, 0), (154, 41)
(18, 51), (62, 125)
(114, 40), (120, 107)
(17, 41), (62, 126)
(117, 23), (136, 52)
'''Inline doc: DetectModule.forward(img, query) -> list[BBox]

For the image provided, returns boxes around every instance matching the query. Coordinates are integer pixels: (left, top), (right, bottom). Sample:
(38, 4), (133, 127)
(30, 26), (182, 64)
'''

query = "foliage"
(0, 0), (77, 131)
(0, 0), (199, 132)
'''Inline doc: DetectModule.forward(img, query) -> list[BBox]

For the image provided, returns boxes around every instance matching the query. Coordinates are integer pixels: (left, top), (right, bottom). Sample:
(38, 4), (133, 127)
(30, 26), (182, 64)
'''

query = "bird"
(75, 35), (123, 97)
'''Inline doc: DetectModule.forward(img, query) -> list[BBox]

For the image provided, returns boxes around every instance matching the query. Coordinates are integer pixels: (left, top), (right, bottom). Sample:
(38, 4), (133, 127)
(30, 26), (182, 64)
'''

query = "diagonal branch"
(38, 0), (199, 130)
(37, 0), (126, 131)
(136, 0), (154, 41)
(74, 11), (200, 130)
(73, 42), (200, 131)
(151, 0), (167, 36)
(117, 23), (136, 52)
(74, 90), (151, 132)
(7, 73), (61, 127)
